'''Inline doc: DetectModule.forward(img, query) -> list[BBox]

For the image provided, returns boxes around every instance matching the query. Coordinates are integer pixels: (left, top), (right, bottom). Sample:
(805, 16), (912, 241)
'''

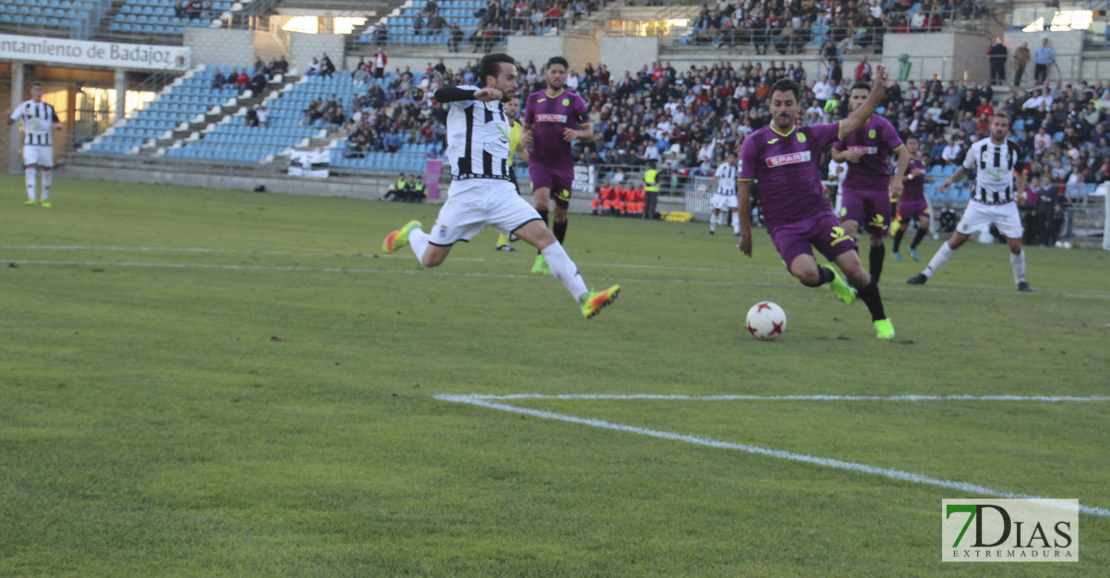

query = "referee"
(907, 113), (1034, 292)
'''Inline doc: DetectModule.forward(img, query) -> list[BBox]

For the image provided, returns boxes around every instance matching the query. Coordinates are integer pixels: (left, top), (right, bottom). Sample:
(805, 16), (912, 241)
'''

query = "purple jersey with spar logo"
(901, 156), (927, 204)
(739, 122), (842, 230)
(523, 89), (589, 169)
(832, 114), (903, 191)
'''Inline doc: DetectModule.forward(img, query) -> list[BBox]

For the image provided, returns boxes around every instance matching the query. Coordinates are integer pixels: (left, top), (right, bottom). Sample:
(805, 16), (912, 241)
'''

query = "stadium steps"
(155, 72), (300, 156)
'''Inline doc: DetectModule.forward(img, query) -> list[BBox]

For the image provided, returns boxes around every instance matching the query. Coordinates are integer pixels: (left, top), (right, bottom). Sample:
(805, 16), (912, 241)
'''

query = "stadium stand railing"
(162, 72), (413, 163)
(81, 65), (239, 155)
(354, 0), (560, 49)
(107, 0), (235, 38)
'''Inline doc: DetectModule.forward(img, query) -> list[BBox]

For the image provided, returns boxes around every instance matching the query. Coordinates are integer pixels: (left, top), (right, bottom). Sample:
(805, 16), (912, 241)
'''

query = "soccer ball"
(746, 301), (786, 341)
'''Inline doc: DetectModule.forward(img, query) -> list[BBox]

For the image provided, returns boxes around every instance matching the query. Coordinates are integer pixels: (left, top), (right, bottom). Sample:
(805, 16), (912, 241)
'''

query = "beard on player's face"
(773, 110), (794, 129)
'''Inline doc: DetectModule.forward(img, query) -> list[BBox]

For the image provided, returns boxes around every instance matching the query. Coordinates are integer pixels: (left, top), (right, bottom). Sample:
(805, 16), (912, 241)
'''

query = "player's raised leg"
(833, 249), (894, 339)
(513, 219), (620, 318)
(908, 231), (969, 285)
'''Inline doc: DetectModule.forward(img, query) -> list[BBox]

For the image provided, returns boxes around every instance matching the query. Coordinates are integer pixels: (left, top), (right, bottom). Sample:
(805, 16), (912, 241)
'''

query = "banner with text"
(288, 149), (330, 178)
(685, 176), (712, 214)
(0, 34), (190, 71)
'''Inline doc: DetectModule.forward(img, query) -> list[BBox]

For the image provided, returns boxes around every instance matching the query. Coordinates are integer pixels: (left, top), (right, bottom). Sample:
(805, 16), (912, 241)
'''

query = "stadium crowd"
(364, 0), (609, 49)
(688, 0), (983, 53)
(243, 48), (1110, 206)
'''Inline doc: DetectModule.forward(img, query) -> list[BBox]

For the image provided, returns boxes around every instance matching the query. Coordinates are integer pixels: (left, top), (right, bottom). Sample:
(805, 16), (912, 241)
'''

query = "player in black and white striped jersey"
(708, 152), (741, 236)
(907, 113), (1034, 292)
(7, 82), (62, 208)
(380, 53), (620, 319)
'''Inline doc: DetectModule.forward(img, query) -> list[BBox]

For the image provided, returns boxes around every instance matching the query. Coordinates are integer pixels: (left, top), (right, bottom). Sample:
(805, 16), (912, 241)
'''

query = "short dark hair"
(905, 134), (919, 142)
(769, 79), (800, 102)
(545, 56), (569, 71)
(992, 112), (1011, 123)
(479, 53), (515, 86)
(849, 81), (870, 94)
(31, 81), (43, 88)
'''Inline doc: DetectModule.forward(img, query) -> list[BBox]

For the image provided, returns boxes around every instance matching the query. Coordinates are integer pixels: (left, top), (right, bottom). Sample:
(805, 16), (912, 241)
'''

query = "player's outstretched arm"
(889, 144), (909, 198)
(939, 167), (968, 192)
(433, 86), (502, 103)
(838, 64), (887, 138)
(737, 180), (754, 257)
(521, 124), (533, 150)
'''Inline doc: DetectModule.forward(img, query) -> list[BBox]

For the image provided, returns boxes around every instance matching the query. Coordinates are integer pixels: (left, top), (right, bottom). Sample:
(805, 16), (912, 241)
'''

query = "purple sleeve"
(739, 137), (758, 180)
(523, 95), (535, 125)
(882, 118), (904, 151)
(809, 122), (841, 151)
(832, 139), (845, 151)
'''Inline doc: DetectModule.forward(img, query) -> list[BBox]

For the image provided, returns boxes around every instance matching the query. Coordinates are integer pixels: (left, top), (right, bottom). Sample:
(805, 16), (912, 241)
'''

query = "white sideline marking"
(4, 247), (1109, 298)
(435, 394), (1110, 518)
(464, 394), (1110, 402)
(7, 259), (1110, 299)
(3, 260), (536, 280)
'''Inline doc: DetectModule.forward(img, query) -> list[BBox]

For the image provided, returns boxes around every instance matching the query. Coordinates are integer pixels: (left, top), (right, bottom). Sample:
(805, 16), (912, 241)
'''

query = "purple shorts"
(529, 163), (575, 205)
(896, 200), (931, 223)
(839, 186), (892, 235)
(770, 211), (858, 269)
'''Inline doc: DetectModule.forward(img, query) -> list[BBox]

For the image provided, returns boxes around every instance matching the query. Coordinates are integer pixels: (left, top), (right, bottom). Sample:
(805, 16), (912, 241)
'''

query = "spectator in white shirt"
(566, 70), (580, 91)
(941, 137), (961, 165)
(812, 79), (833, 106)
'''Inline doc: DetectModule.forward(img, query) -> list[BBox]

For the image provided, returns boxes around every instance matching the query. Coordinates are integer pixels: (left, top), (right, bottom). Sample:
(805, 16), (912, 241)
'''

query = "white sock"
(407, 227), (429, 263)
(41, 171), (51, 200)
(731, 211), (740, 234)
(25, 167), (37, 201)
(1010, 250), (1026, 284)
(709, 213), (717, 233)
(922, 241), (956, 278)
(541, 242), (589, 302)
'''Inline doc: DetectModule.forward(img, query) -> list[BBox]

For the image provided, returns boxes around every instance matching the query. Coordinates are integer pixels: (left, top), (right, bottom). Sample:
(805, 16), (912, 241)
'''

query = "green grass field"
(2, 174), (1108, 576)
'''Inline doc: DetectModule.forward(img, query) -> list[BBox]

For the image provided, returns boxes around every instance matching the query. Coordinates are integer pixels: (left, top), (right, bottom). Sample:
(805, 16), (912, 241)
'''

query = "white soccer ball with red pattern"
(746, 301), (786, 341)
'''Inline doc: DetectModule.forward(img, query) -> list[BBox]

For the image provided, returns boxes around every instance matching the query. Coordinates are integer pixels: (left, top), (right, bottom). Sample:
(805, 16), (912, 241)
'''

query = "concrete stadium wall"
(506, 35), (565, 71)
(185, 28), (256, 68)
(289, 33), (346, 76)
(597, 36), (659, 76)
(563, 36), (601, 72)
(880, 32), (989, 84)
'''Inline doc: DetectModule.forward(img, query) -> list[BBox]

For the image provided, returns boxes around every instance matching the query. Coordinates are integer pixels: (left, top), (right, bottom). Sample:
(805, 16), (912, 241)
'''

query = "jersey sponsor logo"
(767, 138), (780, 144)
(796, 133), (807, 143)
(537, 98), (547, 103)
(535, 113), (567, 123)
(868, 129), (877, 138)
(766, 151), (811, 167)
(848, 146), (878, 154)
(562, 98), (570, 106)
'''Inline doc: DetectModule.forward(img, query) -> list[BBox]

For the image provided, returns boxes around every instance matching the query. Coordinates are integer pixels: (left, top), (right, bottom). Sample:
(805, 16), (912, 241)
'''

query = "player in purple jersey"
(737, 71), (895, 339)
(521, 56), (593, 275)
(891, 135), (934, 261)
(831, 81), (909, 286)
